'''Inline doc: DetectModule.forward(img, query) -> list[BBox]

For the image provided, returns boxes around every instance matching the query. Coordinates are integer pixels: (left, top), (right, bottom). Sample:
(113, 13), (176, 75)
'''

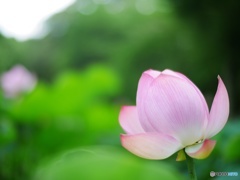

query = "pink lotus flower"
(0, 65), (36, 98)
(119, 69), (229, 160)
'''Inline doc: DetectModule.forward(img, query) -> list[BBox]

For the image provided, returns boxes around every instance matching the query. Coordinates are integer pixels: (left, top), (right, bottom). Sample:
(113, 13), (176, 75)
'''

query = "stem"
(184, 150), (197, 180)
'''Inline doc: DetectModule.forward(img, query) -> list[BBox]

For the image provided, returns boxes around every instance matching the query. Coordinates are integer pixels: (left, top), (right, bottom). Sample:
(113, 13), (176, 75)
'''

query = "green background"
(0, 0), (239, 179)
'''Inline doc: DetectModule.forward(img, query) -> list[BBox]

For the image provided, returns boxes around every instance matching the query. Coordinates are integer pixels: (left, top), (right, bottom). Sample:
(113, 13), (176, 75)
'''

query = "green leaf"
(34, 146), (184, 180)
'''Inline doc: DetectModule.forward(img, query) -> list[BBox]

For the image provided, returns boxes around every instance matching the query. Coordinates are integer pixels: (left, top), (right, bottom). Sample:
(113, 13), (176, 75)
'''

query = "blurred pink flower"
(119, 69), (229, 160)
(0, 65), (36, 98)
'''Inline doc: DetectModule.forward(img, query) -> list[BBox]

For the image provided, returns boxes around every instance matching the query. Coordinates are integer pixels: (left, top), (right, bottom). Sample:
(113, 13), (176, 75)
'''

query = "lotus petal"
(121, 132), (182, 159)
(119, 106), (145, 134)
(143, 74), (208, 146)
(205, 76), (229, 138)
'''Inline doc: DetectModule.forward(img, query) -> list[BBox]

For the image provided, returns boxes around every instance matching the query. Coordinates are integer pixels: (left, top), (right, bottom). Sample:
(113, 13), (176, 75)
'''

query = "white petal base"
(121, 133), (182, 160)
(185, 139), (216, 159)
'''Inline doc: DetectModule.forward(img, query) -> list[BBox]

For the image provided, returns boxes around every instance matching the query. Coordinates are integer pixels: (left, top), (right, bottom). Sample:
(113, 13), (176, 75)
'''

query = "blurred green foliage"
(34, 146), (184, 180)
(0, 65), (122, 179)
(0, 0), (239, 179)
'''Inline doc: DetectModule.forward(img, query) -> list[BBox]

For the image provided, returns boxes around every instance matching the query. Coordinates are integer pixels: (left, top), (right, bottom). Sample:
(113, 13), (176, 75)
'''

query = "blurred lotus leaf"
(10, 64), (121, 130)
(34, 146), (184, 180)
